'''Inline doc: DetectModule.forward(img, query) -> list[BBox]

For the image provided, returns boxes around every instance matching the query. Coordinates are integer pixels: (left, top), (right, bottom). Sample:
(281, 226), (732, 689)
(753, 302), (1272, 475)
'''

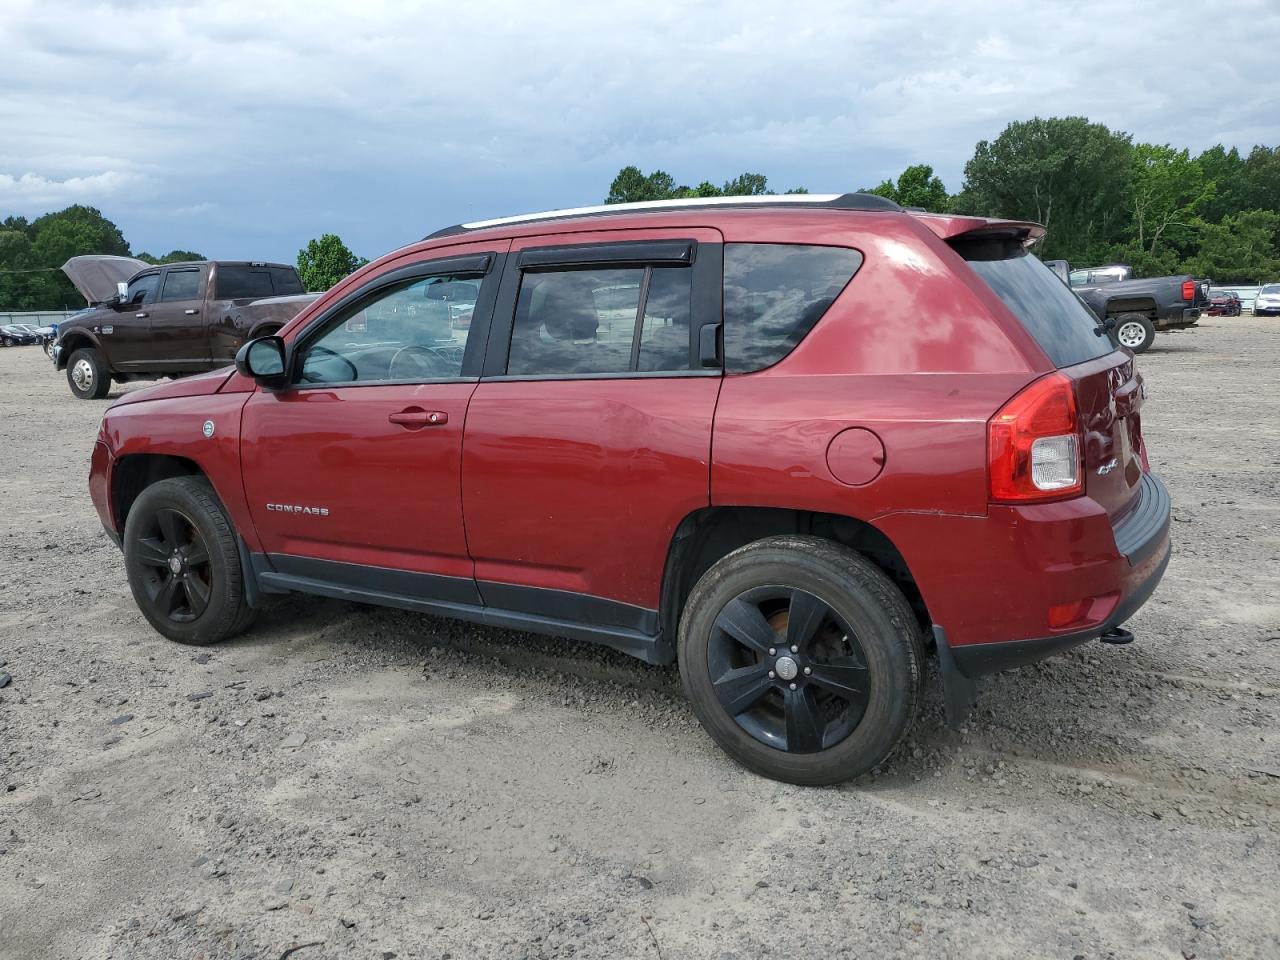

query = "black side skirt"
(250, 553), (673, 666)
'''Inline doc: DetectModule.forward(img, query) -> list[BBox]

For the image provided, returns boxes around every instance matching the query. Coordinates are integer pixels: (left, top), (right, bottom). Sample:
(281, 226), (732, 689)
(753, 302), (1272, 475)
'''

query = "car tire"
(1111, 313), (1156, 354)
(66, 347), (111, 399)
(678, 535), (924, 786)
(2, 337), (12, 347)
(123, 476), (253, 646)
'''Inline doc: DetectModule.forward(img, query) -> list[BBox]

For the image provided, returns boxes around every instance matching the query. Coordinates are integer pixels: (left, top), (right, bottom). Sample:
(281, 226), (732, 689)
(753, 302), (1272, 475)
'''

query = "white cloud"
(0, 170), (144, 206)
(0, 0), (1277, 259)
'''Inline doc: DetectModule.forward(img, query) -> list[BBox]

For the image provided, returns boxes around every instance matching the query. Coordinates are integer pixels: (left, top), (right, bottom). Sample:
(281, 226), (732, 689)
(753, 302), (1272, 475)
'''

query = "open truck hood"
(62, 255), (149, 305)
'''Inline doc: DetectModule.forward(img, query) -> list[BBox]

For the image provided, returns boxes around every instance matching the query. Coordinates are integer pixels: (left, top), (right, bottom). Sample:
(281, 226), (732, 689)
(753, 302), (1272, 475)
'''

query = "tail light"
(1181, 280), (1196, 300)
(988, 373), (1083, 502)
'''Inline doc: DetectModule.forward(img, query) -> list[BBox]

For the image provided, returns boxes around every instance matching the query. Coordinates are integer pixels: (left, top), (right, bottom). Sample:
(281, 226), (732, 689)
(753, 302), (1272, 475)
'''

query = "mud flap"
(932, 625), (978, 729)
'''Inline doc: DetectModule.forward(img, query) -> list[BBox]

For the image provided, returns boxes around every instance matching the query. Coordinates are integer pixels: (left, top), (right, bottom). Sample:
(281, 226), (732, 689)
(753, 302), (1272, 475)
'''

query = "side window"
(160, 268), (202, 301)
(723, 243), (862, 372)
(297, 272), (481, 384)
(126, 273), (160, 305)
(507, 266), (693, 376)
(215, 266), (275, 299)
(1068, 270), (1089, 288)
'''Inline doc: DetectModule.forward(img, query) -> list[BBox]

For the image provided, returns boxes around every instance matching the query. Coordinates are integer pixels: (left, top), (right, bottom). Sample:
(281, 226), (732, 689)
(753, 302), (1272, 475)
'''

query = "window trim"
(482, 238), (722, 379)
(279, 252), (501, 390)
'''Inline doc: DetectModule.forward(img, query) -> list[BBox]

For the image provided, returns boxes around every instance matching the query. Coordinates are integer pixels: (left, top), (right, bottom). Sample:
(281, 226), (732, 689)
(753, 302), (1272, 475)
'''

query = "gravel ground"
(1, 319), (1278, 960)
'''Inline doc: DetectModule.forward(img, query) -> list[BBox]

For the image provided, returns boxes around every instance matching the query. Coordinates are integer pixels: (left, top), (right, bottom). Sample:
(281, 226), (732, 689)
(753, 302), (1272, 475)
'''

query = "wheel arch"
(111, 453), (207, 532)
(56, 331), (103, 370)
(659, 506), (930, 652)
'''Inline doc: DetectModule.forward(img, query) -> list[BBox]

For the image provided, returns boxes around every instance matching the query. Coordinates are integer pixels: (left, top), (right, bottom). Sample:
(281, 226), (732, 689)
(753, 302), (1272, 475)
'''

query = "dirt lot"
(1, 319), (1278, 960)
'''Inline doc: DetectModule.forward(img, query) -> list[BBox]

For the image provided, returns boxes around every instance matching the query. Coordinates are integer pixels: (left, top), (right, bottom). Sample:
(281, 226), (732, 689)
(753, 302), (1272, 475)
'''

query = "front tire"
(1111, 313), (1156, 354)
(66, 347), (111, 399)
(123, 477), (252, 646)
(678, 536), (924, 786)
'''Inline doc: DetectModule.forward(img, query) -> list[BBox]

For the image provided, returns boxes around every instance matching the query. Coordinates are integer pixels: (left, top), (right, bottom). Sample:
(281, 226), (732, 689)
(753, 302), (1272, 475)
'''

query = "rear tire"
(67, 347), (111, 399)
(1111, 313), (1156, 354)
(678, 536), (924, 786)
(123, 476), (253, 646)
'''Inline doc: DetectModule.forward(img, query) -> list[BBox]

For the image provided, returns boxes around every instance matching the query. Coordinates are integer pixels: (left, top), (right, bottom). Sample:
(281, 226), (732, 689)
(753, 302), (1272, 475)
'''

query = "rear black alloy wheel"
(123, 476), (253, 645)
(708, 587), (869, 753)
(679, 536), (923, 786)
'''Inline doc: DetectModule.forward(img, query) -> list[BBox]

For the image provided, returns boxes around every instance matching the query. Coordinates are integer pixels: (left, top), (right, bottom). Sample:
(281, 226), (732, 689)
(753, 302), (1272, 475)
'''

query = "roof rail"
(424, 192), (903, 239)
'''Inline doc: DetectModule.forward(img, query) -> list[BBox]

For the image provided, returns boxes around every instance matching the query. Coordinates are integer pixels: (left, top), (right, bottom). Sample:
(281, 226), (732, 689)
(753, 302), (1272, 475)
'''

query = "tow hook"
(1099, 626), (1134, 645)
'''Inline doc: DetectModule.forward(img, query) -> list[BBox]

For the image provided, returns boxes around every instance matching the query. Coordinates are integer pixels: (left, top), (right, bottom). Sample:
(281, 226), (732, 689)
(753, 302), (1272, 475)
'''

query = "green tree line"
(609, 117), (1280, 282)
(0, 205), (367, 310)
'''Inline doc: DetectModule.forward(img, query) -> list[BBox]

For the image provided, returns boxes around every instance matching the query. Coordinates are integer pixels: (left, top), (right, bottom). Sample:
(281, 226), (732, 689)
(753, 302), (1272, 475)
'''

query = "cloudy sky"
(3, 0), (1278, 262)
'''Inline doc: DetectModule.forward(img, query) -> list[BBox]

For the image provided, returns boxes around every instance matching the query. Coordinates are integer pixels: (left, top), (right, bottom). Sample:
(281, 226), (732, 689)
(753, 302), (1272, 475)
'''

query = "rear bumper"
(947, 476), (1172, 686)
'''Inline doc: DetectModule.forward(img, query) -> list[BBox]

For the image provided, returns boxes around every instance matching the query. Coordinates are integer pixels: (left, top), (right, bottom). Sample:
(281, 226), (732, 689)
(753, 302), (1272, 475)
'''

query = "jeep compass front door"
(240, 242), (508, 604)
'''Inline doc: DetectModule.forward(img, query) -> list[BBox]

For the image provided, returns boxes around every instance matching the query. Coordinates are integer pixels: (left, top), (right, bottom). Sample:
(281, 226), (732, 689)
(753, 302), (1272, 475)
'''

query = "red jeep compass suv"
(88, 193), (1171, 785)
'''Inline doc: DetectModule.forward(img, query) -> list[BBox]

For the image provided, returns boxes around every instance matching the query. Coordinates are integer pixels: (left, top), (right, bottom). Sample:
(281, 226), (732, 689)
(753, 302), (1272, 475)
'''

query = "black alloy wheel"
(133, 506), (214, 624)
(708, 586), (870, 753)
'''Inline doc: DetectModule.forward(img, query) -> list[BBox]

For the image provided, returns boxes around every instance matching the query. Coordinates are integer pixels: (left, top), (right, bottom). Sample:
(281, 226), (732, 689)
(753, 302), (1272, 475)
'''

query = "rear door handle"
(184, 309), (199, 315)
(388, 408), (448, 427)
(135, 312), (149, 318)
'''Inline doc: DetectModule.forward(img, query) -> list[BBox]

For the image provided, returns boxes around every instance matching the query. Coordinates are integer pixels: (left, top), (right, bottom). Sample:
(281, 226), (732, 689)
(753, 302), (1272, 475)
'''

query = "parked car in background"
(87, 193), (1171, 786)
(1067, 263), (1209, 353)
(53, 257), (319, 399)
(1254, 284), (1280, 316)
(1207, 288), (1243, 316)
(1, 323), (43, 347)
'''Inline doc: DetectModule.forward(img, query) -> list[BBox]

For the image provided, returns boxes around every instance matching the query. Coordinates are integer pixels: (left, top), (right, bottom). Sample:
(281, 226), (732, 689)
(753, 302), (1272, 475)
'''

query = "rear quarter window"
(217, 266), (304, 299)
(955, 239), (1114, 368)
(723, 243), (863, 372)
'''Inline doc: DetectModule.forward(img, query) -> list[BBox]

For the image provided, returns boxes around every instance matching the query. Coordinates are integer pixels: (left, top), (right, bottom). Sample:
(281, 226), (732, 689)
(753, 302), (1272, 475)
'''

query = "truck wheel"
(1111, 314), (1156, 354)
(123, 476), (253, 646)
(678, 535), (924, 786)
(66, 347), (111, 399)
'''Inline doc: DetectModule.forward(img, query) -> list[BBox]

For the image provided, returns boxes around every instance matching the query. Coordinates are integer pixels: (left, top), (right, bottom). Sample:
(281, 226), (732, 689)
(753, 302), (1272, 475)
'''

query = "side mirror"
(235, 335), (288, 387)
(117, 281), (129, 299)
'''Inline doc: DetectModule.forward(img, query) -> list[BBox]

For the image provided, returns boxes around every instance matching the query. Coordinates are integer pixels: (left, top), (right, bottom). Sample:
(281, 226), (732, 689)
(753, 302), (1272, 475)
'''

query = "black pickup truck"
(53, 256), (318, 399)
(1047, 262), (1209, 354)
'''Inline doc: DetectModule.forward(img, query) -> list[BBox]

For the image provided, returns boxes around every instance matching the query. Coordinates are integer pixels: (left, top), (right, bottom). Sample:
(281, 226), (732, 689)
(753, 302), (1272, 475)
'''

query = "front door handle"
(135, 312), (149, 318)
(184, 308), (199, 315)
(388, 408), (448, 428)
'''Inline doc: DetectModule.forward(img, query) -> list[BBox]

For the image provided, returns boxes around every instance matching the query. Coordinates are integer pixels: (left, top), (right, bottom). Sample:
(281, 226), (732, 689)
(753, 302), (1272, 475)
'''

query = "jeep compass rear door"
(461, 228), (724, 643)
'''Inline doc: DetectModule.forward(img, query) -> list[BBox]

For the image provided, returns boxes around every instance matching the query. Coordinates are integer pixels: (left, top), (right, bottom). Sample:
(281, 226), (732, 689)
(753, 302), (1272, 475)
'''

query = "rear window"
(957, 239), (1114, 368)
(216, 265), (304, 299)
(723, 243), (862, 372)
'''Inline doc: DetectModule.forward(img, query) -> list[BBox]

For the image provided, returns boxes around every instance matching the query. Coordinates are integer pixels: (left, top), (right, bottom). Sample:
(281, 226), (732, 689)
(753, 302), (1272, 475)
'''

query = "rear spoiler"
(910, 214), (1046, 246)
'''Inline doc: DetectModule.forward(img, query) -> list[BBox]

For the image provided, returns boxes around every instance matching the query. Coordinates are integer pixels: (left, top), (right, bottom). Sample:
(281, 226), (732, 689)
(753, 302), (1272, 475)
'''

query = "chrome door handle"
(135, 312), (149, 318)
(184, 309), (199, 315)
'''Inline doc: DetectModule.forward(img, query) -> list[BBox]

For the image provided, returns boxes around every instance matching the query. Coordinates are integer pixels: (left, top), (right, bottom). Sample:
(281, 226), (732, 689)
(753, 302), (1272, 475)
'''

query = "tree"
(136, 249), (206, 265)
(864, 164), (951, 211)
(1181, 209), (1280, 283)
(605, 167), (802, 204)
(296, 234), (367, 291)
(956, 117), (1132, 262)
(1128, 144), (1212, 257)
(0, 205), (131, 309)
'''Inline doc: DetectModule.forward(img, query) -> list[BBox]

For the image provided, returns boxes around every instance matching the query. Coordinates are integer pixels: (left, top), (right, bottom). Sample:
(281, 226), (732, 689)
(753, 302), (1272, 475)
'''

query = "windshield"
(1261, 284), (1280, 295)
(954, 237), (1114, 368)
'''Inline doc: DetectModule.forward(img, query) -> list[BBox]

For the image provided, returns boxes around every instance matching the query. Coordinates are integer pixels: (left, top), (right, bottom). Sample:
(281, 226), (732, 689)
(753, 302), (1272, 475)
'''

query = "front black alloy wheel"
(679, 536), (924, 786)
(123, 476), (254, 645)
(133, 507), (214, 624)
